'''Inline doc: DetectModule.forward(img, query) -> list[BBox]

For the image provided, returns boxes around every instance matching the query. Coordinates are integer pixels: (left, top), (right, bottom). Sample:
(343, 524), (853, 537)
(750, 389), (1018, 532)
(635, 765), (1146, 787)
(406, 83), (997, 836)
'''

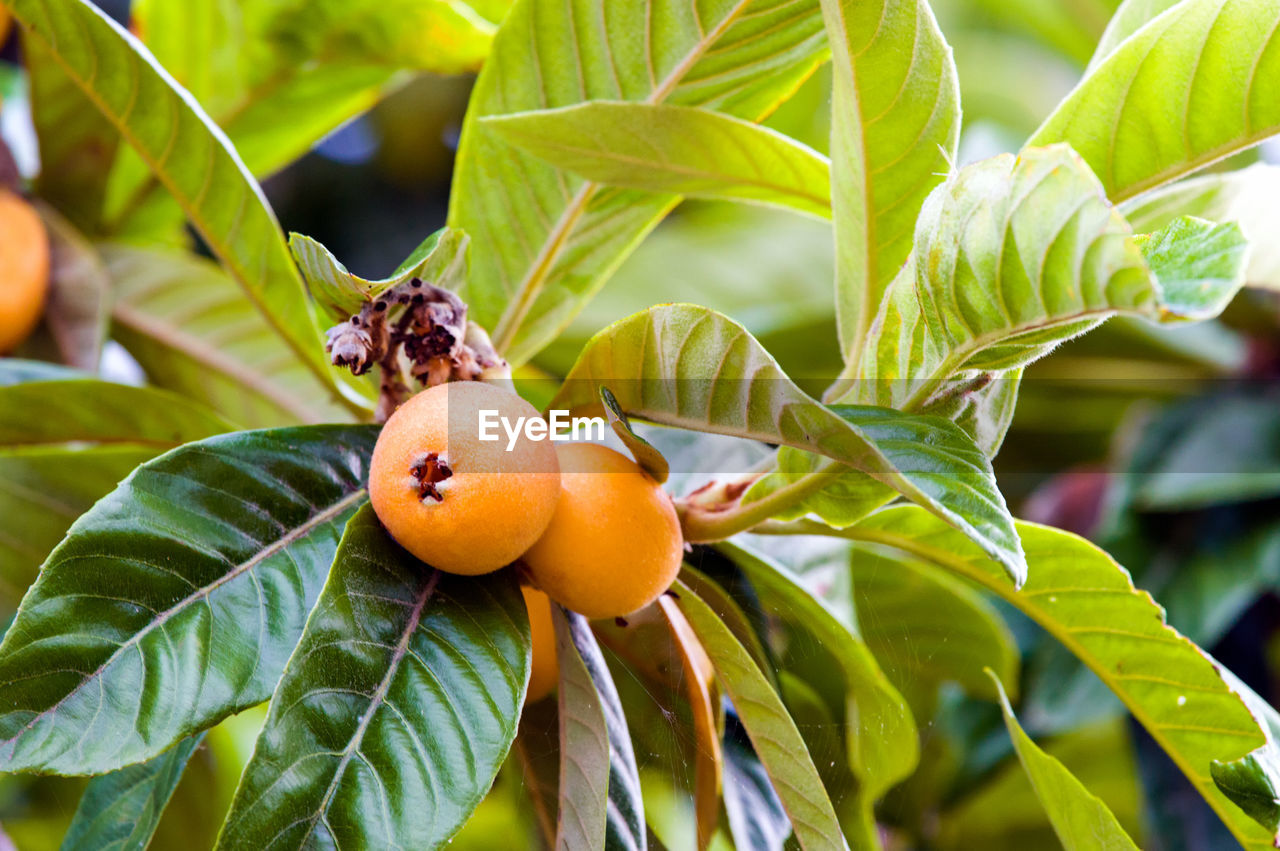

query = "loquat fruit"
(0, 191), (50, 355)
(369, 381), (560, 575)
(522, 443), (683, 620)
(522, 585), (558, 702)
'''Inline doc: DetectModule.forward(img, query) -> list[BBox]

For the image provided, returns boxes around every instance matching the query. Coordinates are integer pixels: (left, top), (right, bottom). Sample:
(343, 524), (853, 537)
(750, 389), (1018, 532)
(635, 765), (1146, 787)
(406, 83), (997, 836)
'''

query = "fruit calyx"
(410, 451), (453, 502)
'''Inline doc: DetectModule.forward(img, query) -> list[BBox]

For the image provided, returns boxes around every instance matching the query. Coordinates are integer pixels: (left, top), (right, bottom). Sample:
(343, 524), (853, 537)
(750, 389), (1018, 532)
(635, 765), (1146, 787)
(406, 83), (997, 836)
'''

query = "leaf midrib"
(302, 569), (440, 844)
(0, 488), (369, 752)
(488, 0), (758, 353)
(20, 0), (351, 411)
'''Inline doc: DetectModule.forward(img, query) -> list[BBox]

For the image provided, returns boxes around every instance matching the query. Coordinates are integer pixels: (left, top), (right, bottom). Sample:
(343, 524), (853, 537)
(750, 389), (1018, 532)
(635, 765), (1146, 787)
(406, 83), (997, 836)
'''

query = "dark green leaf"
(216, 506), (529, 848)
(61, 735), (204, 851)
(0, 425), (377, 774)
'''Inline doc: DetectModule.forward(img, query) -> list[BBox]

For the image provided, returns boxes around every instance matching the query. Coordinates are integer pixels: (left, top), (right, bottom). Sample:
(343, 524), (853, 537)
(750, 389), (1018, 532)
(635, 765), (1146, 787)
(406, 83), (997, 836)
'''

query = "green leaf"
(1210, 668), (1280, 835)
(842, 146), (1246, 414)
(0, 425), (377, 774)
(129, 0), (244, 117)
(484, 103), (831, 219)
(103, 244), (364, 427)
(600, 387), (669, 484)
(262, 0), (505, 75)
(7, 0), (348, 406)
(290, 227), (469, 323)
(779, 506), (1280, 849)
(744, 404), (1020, 538)
(1086, 0), (1181, 71)
(853, 552), (1018, 702)
(1122, 164), (1280, 291)
(551, 304), (1026, 583)
(0, 364), (232, 602)
(718, 543), (919, 804)
(552, 607), (646, 851)
(25, 34), (120, 232)
(820, 0), (960, 366)
(447, 0), (827, 366)
(989, 672), (1140, 850)
(672, 578), (845, 850)
(722, 709), (790, 851)
(1029, 0), (1280, 201)
(61, 735), (205, 851)
(1135, 216), (1248, 321)
(216, 506), (529, 848)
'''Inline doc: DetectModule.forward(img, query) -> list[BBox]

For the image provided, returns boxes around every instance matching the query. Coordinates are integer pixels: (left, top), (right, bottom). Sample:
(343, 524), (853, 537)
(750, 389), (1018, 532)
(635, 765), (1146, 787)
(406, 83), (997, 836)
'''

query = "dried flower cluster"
(324, 278), (507, 420)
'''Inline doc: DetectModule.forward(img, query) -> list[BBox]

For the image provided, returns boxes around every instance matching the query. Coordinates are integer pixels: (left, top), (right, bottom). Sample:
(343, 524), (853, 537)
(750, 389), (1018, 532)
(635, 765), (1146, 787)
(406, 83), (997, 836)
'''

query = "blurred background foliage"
(2, 0), (1279, 847)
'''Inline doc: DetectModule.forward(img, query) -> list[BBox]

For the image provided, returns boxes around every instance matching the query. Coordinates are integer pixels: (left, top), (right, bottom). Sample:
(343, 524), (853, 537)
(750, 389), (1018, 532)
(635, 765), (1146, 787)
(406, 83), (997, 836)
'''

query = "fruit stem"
(676, 461), (845, 542)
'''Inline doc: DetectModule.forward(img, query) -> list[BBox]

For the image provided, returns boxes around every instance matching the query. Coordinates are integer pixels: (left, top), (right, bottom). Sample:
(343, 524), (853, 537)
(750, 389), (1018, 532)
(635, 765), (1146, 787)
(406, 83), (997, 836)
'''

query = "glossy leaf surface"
(218, 506), (528, 848)
(0, 425), (377, 774)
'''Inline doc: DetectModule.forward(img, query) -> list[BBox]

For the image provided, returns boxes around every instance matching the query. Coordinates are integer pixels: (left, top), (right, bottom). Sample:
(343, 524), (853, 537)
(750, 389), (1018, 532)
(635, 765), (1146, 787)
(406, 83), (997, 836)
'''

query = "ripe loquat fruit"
(522, 443), (683, 620)
(369, 381), (560, 575)
(522, 585), (558, 702)
(0, 191), (50, 355)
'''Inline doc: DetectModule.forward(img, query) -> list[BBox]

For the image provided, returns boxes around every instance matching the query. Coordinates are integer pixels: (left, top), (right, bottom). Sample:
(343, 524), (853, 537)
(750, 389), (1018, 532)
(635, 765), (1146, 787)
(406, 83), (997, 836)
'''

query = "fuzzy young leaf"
(783, 507), (1280, 849)
(553, 607), (646, 851)
(104, 244), (364, 427)
(217, 506), (528, 848)
(62, 735), (205, 851)
(6, 0), (346, 404)
(1123, 164), (1280, 291)
(0, 425), (377, 775)
(447, 0), (827, 365)
(552, 305), (1026, 583)
(1030, 0), (1280, 201)
(842, 146), (1246, 413)
(291, 228), (469, 323)
(673, 579), (845, 850)
(484, 103), (831, 219)
(1135, 217), (1248, 321)
(820, 0), (961, 365)
(989, 673), (1141, 850)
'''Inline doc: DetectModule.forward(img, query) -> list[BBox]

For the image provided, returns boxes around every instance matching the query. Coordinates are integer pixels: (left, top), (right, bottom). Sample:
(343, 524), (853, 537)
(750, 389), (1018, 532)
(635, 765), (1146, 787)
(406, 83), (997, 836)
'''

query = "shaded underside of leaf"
(1030, 0), (1280, 201)
(796, 506), (1279, 849)
(552, 304), (1026, 582)
(673, 578), (846, 849)
(447, 0), (828, 365)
